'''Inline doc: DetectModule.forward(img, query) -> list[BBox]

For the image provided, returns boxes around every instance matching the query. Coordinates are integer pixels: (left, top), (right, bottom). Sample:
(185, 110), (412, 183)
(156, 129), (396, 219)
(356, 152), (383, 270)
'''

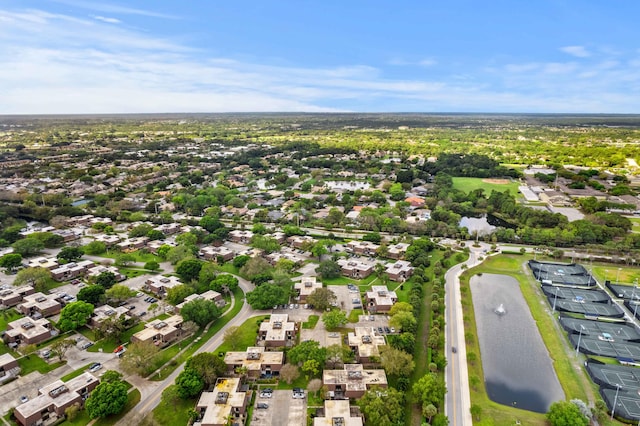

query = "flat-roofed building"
(116, 236), (149, 252)
(223, 346), (284, 378)
(52, 229), (81, 242)
(86, 264), (126, 282)
(287, 235), (316, 249)
(229, 230), (253, 244)
(266, 231), (287, 244)
(131, 315), (184, 347)
(14, 372), (99, 426)
(154, 223), (181, 235)
(65, 215), (95, 227)
(4, 317), (55, 346)
(258, 314), (297, 348)
(313, 400), (364, 426)
(294, 276), (323, 302)
(323, 364), (387, 399)
(347, 327), (386, 363)
(50, 260), (94, 282)
(0, 353), (20, 384)
(17, 292), (62, 318)
(175, 290), (224, 313)
(199, 246), (235, 262)
(386, 243), (410, 260)
(93, 234), (122, 247)
(26, 257), (59, 270)
(337, 259), (375, 279)
(385, 260), (414, 282)
(193, 378), (249, 426)
(146, 239), (176, 254)
(146, 275), (183, 297)
(0, 285), (34, 308)
(346, 241), (379, 256)
(264, 251), (305, 267)
(90, 304), (130, 328)
(365, 286), (398, 313)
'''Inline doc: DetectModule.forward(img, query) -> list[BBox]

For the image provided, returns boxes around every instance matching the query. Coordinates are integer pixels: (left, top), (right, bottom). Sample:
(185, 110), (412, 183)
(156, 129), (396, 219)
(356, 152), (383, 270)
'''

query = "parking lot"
(251, 389), (306, 426)
(328, 285), (360, 314)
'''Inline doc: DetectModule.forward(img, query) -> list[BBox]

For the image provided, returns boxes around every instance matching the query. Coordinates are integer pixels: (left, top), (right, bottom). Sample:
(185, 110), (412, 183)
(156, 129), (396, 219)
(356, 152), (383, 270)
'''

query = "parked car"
(41, 349), (51, 359)
(257, 402), (269, 409)
(19, 396), (28, 404)
(259, 389), (273, 398)
(292, 388), (305, 399)
(80, 341), (93, 350)
(88, 363), (102, 373)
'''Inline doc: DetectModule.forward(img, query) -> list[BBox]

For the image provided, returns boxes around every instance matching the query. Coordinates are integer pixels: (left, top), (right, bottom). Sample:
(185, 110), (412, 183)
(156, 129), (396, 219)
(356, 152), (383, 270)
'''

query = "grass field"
(459, 254), (617, 425)
(452, 177), (520, 195)
(215, 315), (269, 354)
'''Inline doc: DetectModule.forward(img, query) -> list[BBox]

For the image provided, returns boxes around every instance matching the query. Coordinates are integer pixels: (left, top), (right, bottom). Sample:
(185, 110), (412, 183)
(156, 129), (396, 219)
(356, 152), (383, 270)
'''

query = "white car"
(89, 363), (102, 373)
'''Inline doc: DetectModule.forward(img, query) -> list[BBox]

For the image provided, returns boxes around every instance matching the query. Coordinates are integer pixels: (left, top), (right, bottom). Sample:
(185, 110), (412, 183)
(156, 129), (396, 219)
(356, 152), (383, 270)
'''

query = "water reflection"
(470, 273), (564, 413)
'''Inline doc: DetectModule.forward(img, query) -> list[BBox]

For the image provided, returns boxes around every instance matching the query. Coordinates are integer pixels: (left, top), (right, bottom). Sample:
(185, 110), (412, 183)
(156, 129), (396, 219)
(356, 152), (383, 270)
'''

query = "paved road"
(444, 242), (489, 426)
(119, 275), (259, 423)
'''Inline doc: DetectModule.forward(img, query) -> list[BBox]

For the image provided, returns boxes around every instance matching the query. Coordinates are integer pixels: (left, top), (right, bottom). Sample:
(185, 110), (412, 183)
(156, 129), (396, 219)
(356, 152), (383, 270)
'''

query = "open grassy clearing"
(459, 254), (603, 425)
(215, 315), (269, 354)
(451, 176), (520, 195)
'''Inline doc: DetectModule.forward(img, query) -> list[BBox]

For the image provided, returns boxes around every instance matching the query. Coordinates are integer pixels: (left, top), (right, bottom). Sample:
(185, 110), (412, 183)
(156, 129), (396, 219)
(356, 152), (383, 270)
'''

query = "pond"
(71, 198), (91, 206)
(470, 273), (564, 413)
(459, 214), (515, 236)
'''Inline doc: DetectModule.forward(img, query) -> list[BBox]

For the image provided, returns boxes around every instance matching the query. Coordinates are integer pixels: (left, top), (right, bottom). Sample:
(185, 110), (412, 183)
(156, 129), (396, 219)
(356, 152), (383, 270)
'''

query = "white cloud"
(1, 6), (639, 113)
(51, 0), (178, 19)
(560, 45), (591, 58)
(91, 15), (121, 24)
(418, 59), (437, 67)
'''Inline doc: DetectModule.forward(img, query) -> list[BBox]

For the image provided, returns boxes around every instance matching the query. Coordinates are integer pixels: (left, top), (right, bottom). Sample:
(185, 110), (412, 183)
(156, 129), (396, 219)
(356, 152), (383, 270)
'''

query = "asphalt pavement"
(444, 241), (489, 426)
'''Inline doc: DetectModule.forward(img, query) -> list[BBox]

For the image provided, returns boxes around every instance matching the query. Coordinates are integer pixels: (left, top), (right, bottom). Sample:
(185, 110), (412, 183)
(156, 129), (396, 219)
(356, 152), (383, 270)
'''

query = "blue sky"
(1, 0), (640, 113)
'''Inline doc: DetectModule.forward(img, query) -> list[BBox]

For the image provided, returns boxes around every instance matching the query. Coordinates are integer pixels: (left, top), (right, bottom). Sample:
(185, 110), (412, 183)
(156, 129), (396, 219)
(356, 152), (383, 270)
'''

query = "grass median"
(460, 254), (593, 425)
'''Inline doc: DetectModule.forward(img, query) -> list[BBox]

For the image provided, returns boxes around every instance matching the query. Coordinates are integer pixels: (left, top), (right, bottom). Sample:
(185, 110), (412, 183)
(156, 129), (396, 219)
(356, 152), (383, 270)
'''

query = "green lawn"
(348, 309), (363, 323)
(152, 387), (197, 425)
(87, 323), (146, 353)
(100, 250), (162, 263)
(215, 315), (269, 354)
(452, 176), (520, 195)
(406, 248), (446, 425)
(61, 363), (94, 381)
(152, 287), (245, 380)
(592, 264), (640, 285)
(18, 355), (65, 375)
(302, 315), (319, 329)
(459, 254), (599, 425)
(95, 389), (141, 426)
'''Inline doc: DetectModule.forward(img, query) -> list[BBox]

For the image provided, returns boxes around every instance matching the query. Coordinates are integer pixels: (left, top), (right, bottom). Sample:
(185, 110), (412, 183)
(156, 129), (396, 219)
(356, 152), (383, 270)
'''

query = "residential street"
(118, 274), (258, 423)
(444, 241), (490, 426)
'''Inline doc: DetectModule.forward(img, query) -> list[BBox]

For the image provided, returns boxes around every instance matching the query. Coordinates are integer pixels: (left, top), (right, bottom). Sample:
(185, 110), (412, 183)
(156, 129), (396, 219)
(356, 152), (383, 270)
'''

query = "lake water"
(71, 199), (91, 206)
(459, 214), (516, 236)
(470, 273), (564, 413)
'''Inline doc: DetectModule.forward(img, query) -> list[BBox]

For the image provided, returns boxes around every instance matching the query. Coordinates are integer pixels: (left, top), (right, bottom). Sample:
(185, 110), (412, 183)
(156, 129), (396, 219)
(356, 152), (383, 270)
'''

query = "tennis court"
(607, 283), (640, 299)
(529, 260), (597, 286)
(586, 361), (640, 391)
(559, 317), (640, 341)
(601, 387), (640, 422)
(575, 336), (640, 359)
(552, 298), (625, 317)
(541, 285), (610, 303)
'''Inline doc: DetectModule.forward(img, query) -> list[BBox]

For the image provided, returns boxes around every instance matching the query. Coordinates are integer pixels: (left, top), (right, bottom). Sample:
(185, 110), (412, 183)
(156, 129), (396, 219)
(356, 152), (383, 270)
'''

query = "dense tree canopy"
(85, 371), (128, 419)
(58, 301), (94, 332)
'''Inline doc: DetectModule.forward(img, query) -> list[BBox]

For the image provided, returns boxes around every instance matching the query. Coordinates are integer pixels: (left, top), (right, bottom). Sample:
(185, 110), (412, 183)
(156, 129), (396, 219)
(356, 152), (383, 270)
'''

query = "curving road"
(444, 242), (489, 426)
(119, 275), (259, 423)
